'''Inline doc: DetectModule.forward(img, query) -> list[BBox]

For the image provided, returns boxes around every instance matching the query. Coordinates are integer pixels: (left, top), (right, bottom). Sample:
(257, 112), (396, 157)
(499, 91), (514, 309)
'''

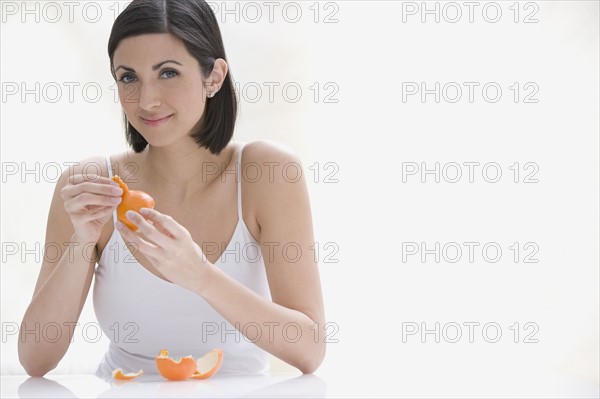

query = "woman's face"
(112, 33), (210, 148)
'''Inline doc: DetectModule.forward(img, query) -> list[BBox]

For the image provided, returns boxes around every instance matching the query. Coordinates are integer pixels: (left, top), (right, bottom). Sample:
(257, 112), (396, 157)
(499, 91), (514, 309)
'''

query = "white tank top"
(93, 144), (272, 379)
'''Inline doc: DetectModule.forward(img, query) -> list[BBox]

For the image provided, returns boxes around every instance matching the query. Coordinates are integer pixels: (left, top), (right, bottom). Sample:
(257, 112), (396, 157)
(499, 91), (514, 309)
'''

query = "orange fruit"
(112, 175), (155, 232)
(112, 368), (143, 380)
(155, 349), (198, 381)
(191, 348), (223, 379)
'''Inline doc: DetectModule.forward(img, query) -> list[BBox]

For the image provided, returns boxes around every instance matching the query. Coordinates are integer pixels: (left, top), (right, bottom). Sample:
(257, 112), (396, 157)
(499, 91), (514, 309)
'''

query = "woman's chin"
(143, 135), (196, 150)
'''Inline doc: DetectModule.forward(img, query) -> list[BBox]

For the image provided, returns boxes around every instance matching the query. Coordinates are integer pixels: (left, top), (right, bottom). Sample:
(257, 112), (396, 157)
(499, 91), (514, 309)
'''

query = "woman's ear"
(206, 58), (228, 95)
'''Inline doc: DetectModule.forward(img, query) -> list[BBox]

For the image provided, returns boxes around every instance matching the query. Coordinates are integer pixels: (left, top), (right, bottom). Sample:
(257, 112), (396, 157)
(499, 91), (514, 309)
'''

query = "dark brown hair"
(108, 0), (238, 155)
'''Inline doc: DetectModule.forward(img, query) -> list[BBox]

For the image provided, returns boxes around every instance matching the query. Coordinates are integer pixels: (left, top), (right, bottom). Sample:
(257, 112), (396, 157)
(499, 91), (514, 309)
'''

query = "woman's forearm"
(18, 234), (96, 376)
(195, 266), (326, 374)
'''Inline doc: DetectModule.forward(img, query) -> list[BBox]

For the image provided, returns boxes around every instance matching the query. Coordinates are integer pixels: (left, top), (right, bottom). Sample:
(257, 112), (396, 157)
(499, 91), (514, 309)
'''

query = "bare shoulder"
(241, 139), (304, 186)
(240, 140), (310, 229)
(242, 139), (300, 162)
(240, 139), (305, 192)
(57, 155), (110, 185)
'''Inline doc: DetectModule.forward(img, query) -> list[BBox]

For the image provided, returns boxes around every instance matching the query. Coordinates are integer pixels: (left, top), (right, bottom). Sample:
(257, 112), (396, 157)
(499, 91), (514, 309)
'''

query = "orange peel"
(155, 349), (198, 381)
(191, 348), (223, 379)
(111, 175), (155, 231)
(112, 368), (143, 380)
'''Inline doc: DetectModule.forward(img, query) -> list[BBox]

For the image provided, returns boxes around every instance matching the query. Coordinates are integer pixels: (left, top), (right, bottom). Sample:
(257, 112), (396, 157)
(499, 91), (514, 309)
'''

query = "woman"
(18, 0), (325, 379)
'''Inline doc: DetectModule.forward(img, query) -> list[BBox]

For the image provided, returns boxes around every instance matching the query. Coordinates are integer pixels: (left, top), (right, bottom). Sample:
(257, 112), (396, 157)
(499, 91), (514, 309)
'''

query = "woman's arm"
(19, 232), (96, 377)
(195, 141), (326, 373)
(18, 160), (112, 376)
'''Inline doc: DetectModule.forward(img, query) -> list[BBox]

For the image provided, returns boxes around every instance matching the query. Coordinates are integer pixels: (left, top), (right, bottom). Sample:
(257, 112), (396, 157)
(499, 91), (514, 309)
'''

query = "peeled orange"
(155, 349), (198, 381)
(191, 348), (223, 379)
(112, 368), (143, 380)
(112, 175), (155, 231)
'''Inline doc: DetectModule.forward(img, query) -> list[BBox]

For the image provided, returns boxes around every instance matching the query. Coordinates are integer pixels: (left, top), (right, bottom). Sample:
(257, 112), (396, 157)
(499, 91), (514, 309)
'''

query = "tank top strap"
(105, 155), (117, 225)
(237, 144), (245, 221)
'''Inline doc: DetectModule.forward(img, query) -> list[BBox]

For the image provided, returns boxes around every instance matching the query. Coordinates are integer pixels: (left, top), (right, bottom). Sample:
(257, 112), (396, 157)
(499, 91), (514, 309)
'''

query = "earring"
(210, 82), (221, 98)
(208, 87), (220, 98)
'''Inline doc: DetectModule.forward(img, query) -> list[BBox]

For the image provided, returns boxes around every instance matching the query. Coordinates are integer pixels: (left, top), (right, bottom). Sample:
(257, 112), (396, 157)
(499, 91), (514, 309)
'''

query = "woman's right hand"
(60, 174), (123, 243)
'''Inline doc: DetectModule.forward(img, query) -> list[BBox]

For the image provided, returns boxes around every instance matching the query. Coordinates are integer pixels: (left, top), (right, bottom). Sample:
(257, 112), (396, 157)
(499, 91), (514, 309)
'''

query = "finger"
(139, 208), (183, 239)
(124, 240), (160, 267)
(68, 173), (117, 186)
(64, 193), (121, 213)
(85, 205), (117, 220)
(86, 204), (109, 211)
(116, 221), (162, 259)
(78, 205), (113, 221)
(62, 180), (123, 199)
(124, 210), (171, 246)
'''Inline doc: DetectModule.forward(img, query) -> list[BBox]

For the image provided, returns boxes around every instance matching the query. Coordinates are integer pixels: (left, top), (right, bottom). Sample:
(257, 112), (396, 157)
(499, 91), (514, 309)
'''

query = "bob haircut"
(107, 0), (238, 155)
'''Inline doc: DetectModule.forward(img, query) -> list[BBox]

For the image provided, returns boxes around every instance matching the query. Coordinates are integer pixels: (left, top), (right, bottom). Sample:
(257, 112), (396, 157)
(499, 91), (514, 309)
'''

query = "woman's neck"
(139, 141), (235, 204)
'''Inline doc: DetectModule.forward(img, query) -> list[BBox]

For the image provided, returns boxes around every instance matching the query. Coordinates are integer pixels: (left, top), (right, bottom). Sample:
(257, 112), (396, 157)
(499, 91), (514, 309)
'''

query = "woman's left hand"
(116, 207), (211, 292)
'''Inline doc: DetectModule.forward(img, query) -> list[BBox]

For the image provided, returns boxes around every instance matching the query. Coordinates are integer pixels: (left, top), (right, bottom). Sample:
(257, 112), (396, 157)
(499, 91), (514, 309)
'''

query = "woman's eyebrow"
(151, 60), (183, 70)
(114, 60), (183, 73)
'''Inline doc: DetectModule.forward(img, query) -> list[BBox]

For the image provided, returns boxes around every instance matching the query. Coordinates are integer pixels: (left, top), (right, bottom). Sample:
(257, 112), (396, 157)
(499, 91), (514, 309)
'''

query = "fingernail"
(112, 187), (123, 195)
(111, 197), (122, 203)
(116, 221), (124, 230)
(126, 210), (136, 220)
(140, 208), (150, 215)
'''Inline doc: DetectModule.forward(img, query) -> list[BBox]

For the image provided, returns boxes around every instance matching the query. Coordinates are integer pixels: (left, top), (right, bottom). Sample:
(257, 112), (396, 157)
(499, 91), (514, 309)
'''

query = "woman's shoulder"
(240, 139), (302, 166)
(61, 151), (132, 180)
(239, 139), (307, 211)
(239, 139), (305, 192)
(239, 140), (312, 246)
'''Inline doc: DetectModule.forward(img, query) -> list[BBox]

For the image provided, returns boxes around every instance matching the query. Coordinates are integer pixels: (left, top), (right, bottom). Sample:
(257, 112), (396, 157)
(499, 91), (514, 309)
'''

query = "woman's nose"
(137, 83), (162, 111)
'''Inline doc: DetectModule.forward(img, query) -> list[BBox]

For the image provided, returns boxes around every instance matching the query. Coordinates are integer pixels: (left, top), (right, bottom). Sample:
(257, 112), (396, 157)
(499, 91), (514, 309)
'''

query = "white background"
(1, 1), (599, 397)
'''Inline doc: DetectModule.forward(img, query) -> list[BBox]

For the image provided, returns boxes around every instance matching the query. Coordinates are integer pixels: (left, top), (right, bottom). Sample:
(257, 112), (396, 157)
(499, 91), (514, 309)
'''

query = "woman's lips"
(141, 114), (173, 127)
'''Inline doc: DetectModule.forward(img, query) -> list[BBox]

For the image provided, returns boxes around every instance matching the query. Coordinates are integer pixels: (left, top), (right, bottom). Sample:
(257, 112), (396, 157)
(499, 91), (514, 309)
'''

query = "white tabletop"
(1, 373), (326, 398)
(3, 371), (600, 398)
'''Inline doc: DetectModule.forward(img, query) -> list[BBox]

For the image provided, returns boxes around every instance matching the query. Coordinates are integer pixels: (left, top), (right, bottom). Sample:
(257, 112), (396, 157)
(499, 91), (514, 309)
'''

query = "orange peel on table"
(111, 175), (155, 232)
(156, 349), (199, 381)
(112, 368), (144, 381)
(191, 348), (223, 379)
(112, 348), (223, 382)
(155, 348), (224, 381)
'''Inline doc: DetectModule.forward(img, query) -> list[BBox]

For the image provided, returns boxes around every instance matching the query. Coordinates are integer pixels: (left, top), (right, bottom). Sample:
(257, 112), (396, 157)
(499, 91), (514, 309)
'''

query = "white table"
(1, 373), (326, 398)
(2, 371), (599, 398)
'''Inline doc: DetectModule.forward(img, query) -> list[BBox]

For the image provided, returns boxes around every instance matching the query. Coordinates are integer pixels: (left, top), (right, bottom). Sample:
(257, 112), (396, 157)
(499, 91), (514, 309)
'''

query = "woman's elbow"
(21, 362), (54, 378)
(299, 358), (322, 374)
(299, 342), (326, 374)
(18, 348), (56, 378)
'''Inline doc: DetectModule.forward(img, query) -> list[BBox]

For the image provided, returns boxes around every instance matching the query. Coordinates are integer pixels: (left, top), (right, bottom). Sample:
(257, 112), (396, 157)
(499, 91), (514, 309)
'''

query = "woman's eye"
(119, 74), (136, 84)
(161, 70), (178, 79)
